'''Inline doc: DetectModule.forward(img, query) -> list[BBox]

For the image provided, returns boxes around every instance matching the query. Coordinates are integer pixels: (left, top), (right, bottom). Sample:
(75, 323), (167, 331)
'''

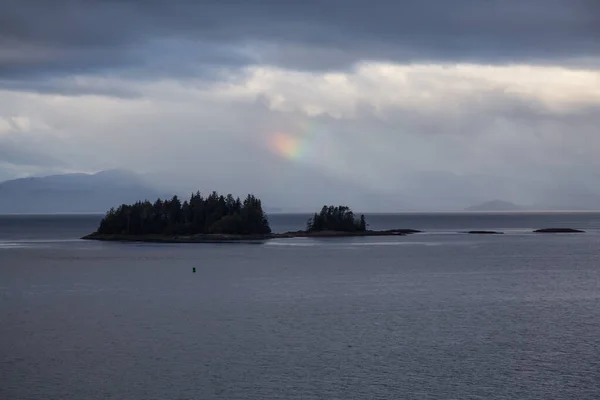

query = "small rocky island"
(82, 193), (420, 243)
(533, 228), (585, 233)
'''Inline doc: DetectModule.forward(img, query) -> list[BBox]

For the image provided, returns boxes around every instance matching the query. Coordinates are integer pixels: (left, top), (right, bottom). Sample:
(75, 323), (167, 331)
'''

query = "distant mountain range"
(465, 200), (524, 212)
(466, 198), (600, 212)
(2, 168), (600, 214)
(0, 170), (166, 214)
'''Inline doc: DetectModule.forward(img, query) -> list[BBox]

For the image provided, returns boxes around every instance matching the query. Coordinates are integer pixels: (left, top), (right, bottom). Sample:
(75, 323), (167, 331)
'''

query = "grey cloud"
(2, 1), (600, 211)
(0, 137), (68, 169)
(1, 81), (600, 210)
(1, 0), (598, 86)
(0, 77), (143, 98)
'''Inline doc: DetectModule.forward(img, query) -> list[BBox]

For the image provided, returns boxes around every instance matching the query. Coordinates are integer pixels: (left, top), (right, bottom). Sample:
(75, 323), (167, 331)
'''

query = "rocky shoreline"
(81, 227), (586, 243)
(81, 229), (422, 243)
(533, 228), (585, 233)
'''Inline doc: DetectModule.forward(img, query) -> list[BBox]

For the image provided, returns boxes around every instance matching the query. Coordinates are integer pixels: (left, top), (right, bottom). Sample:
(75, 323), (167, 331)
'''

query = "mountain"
(465, 200), (525, 212)
(0, 170), (166, 214)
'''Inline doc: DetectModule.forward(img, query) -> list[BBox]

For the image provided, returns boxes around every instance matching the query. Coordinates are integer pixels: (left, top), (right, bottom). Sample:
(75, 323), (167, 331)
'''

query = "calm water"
(2, 213), (600, 399)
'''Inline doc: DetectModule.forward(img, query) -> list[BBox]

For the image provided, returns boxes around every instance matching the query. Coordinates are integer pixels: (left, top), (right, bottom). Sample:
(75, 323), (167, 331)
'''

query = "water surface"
(2, 213), (600, 399)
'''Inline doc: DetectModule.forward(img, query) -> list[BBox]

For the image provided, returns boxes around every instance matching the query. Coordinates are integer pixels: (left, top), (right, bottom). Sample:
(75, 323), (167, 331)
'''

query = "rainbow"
(270, 133), (304, 160)
(266, 120), (325, 162)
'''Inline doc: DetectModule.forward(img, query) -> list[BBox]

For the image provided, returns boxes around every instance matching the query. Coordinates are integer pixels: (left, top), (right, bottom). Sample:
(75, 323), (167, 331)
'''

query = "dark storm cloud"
(1, 0), (598, 83)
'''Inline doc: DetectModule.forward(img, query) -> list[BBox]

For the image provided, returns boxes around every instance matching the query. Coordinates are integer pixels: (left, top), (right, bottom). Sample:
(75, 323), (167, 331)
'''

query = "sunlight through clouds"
(222, 63), (600, 117)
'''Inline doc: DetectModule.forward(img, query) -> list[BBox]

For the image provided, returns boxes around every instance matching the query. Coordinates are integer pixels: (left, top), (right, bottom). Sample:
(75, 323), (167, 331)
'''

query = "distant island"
(465, 200), (524, 212)
(83, 196), (420, 242)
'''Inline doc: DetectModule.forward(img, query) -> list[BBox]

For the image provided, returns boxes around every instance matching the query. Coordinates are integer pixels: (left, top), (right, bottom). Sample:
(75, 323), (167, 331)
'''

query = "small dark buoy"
(192, 267), (196, 273)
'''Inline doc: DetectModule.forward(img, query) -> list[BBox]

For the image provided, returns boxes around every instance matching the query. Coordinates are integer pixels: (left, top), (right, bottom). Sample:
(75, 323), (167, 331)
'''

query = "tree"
(359, 215), (367, 231)
(306, 205), (367, 232)
(95, 191), (271, 235)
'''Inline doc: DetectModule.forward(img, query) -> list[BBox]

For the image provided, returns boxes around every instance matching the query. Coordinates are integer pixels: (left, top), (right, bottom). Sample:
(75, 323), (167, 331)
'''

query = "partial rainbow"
(267, 120), (322, 162)
(270, 133), (303, 160)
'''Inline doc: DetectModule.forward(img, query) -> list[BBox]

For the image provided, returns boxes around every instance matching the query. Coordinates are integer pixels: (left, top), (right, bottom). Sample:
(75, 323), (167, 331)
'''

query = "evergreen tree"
(306, 205), (367, 232)
(359, 215), (367, 231)
(95, 191), (271, 235)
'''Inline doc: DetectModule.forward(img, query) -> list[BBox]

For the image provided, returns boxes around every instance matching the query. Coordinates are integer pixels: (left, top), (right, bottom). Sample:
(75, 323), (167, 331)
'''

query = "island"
(82, 193), (421, 243)
(465, 200), (524, 212)
(533, 228), (585, 233)
(307, 205), (366, 232)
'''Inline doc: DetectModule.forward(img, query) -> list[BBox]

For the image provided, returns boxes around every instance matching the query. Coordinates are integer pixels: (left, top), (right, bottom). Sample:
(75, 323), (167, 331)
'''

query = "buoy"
(192, 267), (196, 273)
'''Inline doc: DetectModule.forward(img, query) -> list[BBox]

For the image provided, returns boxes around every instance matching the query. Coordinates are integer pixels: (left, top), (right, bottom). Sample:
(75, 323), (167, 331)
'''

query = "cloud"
(1, 0), (599, 89)
(225, 63), (600, 117)
(1, 1), (599, 209)
(0, 132), (69, 169)
(0, 62), (598, 203)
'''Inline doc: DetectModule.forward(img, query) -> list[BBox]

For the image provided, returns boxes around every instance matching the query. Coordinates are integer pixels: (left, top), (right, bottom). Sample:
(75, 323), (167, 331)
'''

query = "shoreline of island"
(81, 229), (422, 243)
(81, 227), (586, 243)
(82, 190), (587, 244)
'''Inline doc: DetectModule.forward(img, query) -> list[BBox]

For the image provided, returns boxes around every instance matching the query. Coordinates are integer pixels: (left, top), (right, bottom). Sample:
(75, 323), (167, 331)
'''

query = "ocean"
(2, 213), (600, 399)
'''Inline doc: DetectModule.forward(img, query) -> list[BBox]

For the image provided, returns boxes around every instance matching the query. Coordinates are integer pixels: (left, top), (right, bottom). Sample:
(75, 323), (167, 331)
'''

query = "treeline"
(307, 205), (366, 232)
(97, 192), (271, 235)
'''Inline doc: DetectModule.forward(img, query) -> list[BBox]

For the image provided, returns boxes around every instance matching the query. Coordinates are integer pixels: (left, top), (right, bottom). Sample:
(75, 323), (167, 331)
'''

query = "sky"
(1, 0), (599, 210)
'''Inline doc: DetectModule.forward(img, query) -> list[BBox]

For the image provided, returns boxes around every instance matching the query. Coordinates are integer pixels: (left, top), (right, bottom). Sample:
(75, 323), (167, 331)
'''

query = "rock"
(533, 228), (585, 233)
(466, 230), (504, 234)
(384, 229), (421, 234)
